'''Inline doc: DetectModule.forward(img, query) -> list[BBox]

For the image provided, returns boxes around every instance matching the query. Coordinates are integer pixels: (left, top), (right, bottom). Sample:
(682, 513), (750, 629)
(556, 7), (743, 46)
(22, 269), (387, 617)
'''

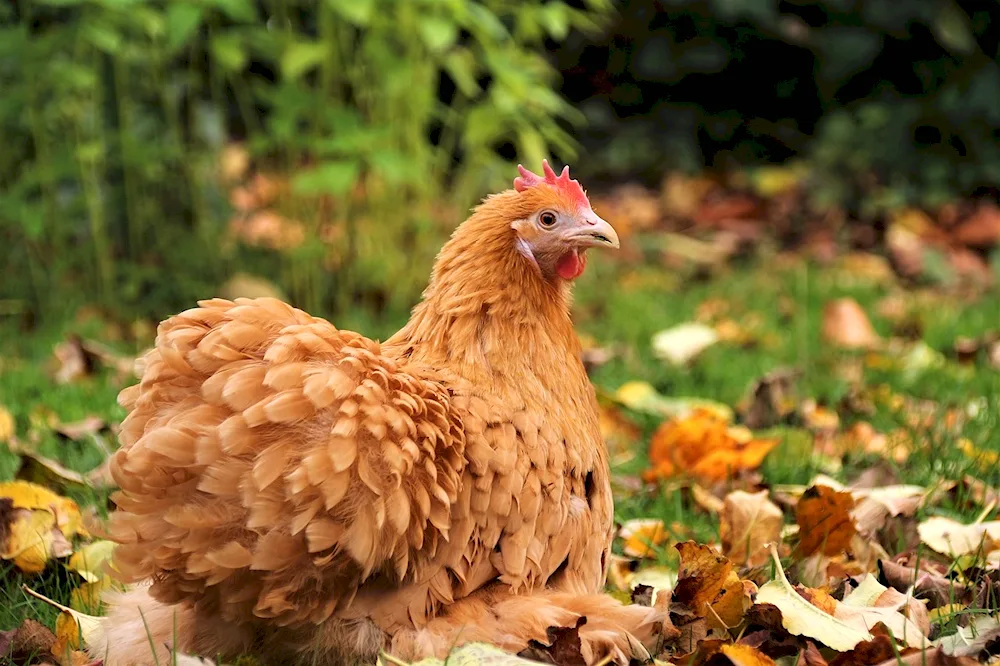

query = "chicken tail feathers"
(389, 589), (665, 666)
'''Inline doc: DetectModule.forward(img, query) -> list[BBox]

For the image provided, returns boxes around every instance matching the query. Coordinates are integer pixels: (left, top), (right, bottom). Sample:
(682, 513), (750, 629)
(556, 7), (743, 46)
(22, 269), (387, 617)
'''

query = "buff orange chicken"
(92, 162), (662, 665)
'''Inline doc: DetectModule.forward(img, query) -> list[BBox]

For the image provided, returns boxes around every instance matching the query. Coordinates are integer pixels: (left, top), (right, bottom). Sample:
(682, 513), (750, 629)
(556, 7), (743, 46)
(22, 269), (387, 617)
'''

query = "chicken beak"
(569, 211), (620, 250)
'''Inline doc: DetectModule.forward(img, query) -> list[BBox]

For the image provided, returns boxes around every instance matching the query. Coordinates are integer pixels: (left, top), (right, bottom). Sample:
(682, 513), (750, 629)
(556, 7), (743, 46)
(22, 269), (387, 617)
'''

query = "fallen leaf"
(23, 585), (105, 651)
(52, 611), (91, 666)
(918, 516), (1000, 558)
(8, 438), (90, 493)
(822, 299), (880, 350)
(619, 519), (669, 558)
(396, 641), (578, 665)
(872, 647), (978, 666)
(629, 567), (678, 603)
(851, 485), (927, 535)
(672, 541), (753, 630)
(0, 481), (86, 573)
(519, 616), (587, 666)
(4, 619), (58, 664)
(612, 382), (734, 422)
(710, 643), (777, 666)
(796, 485), (857, 557)
(0, 405), (14, 441)
(755, 548), (873, 651)
(836, 575), (927, 648)
(692, 485), (726, 515)
(645, 409), (778, 484)
(937, 614), (1000, 657)
(662, 173), (719, 219)
(720, 490), (784, 567)
(652, 322), (720, 366)
(953, 203), (1000, 248)
(53, 335), (97, 384)
(54, 416), (108, 443)
(598, 402), (641, 460)
(68, 540), (116, 583)
(0, 480), (86, 537)
(878, 558), (969, 610)
(740, 368), (801, 429)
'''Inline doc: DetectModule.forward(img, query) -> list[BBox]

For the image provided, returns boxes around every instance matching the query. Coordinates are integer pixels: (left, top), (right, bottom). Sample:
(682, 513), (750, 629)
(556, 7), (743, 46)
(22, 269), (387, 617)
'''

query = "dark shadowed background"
(2, 0), (999, 329)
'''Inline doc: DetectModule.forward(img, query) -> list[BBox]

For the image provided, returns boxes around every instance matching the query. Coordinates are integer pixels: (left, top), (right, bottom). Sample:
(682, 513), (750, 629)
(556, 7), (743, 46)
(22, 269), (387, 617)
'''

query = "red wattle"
(556, 251), (586, 280)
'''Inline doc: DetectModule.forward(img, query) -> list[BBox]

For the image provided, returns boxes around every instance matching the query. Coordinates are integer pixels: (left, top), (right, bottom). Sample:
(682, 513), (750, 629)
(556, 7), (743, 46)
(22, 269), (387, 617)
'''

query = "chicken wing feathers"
(109, 297), (470, 626)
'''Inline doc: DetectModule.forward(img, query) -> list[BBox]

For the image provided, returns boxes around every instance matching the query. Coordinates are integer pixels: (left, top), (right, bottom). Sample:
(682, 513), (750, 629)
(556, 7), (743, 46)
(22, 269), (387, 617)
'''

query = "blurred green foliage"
(560, 0), (1000, 215)
(0, 0), (610, 323)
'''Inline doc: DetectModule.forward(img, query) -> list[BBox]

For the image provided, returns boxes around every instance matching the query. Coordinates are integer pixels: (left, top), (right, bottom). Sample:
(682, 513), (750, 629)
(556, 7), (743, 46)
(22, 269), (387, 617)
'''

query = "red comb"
(514, 160), (590, 209)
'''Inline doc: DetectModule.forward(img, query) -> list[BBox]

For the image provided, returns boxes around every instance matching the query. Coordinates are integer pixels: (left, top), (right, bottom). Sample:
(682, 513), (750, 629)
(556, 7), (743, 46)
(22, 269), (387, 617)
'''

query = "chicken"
(91, 162), (663, 665)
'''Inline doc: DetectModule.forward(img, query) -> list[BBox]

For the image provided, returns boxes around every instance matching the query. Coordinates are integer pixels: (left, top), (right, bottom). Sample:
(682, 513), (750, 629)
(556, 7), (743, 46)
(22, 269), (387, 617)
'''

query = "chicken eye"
(539, 211), (558, 228)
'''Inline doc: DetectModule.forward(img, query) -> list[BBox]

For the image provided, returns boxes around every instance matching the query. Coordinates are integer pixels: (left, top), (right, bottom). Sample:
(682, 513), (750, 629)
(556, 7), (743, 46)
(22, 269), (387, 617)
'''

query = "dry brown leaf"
(953, 203), (1000, 248)
(871, 647), (978, 666)
(54, 416), (107, 442)
(519, 616), (587, 666)
(662, 173), (719, 219)
(822, 298), (880, 350)
(795, 485), (856, 557)
(878, 559), (968, 610)
(672, 541), (753, 630)
(720, 490), (784, 567)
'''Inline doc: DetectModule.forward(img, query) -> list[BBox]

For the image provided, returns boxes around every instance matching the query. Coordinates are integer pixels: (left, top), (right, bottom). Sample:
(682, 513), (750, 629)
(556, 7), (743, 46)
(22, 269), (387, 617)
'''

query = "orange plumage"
(91, 163), (662, 665)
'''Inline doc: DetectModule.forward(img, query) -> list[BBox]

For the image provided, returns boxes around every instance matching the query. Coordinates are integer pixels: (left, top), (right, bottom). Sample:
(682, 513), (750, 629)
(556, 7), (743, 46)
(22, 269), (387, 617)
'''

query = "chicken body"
(93, 175), (661, 665)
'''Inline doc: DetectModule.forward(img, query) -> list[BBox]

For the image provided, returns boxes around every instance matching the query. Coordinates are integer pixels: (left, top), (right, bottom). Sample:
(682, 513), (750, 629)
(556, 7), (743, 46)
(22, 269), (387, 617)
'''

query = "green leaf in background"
(444, 49), (480, 96)
(418, 16), (459, 53)
(933, 4), (975, 54)
(81, 22), (122, 54)
(292, 159), (360, 196)
(370, 149), (420, 185)
(539, 3), (570, 40)
(210, 33), (247, 72)
(325, 0), (375, 27)
(166, 3), (204, 52)
(204, 0), (257, 23)
(281, 41), (330, 81)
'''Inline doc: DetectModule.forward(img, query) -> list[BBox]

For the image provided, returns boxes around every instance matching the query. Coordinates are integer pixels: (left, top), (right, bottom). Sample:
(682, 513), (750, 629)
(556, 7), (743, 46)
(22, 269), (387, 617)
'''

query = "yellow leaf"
(23, 585), (105, 649)
(70, 576), (116, 614)
(68, 540), (116, 583)
(619, 519), (669, 558)
(2, 508), (71, 574)
(0, 405), (14, 441)
(53, 610), (84, 654)
(0, 480), (86, 538)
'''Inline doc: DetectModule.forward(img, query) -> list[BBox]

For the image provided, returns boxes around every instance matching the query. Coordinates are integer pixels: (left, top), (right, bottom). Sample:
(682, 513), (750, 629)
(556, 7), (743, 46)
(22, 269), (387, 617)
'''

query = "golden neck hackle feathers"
(386, 188), (584, 391)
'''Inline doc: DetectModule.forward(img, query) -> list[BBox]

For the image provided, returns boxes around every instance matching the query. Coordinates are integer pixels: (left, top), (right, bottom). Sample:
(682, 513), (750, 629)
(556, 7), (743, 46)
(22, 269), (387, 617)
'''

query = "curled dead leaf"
(645, 409), (777, 484)
(720, 490), (784, 567)
(619, 519), (670, 559)
(795, 485), (856, 557)
(672, 541), (753, 631)
(822, 299), (880, 350)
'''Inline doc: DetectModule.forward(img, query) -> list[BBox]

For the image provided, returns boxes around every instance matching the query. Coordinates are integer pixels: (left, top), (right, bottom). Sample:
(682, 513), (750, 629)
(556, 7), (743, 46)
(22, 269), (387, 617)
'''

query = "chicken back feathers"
(102, 176), (657, 664)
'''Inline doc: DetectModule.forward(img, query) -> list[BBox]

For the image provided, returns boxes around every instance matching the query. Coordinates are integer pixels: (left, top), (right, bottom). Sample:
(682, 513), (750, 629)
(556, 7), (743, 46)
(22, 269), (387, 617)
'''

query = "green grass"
(1, 244), (999, 648)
